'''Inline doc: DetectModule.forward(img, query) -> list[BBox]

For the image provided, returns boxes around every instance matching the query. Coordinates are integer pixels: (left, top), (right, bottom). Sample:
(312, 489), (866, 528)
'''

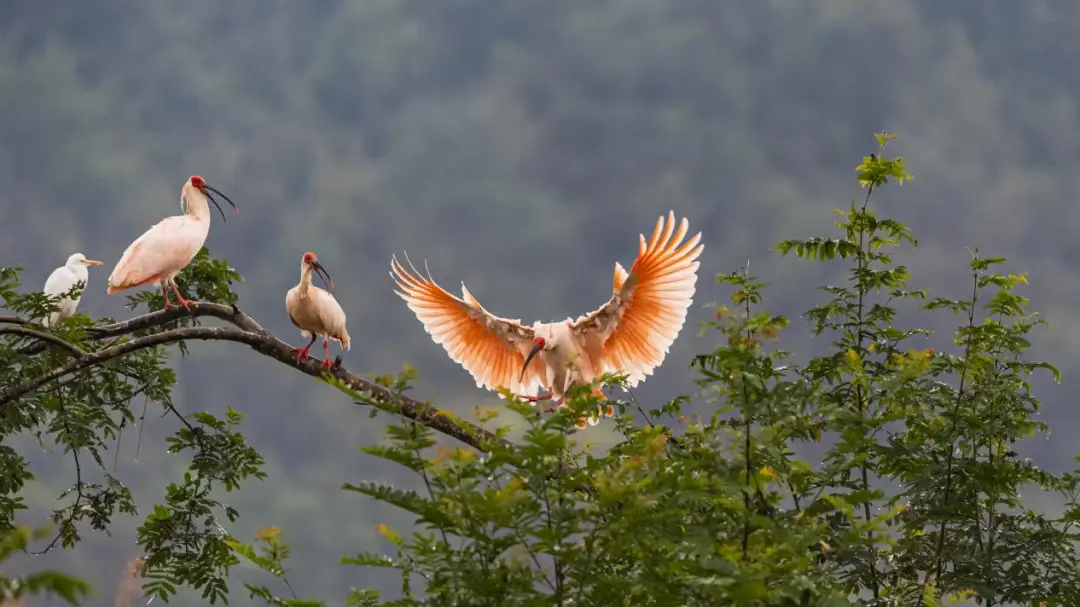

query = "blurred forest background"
(3, 1), (1080, 604)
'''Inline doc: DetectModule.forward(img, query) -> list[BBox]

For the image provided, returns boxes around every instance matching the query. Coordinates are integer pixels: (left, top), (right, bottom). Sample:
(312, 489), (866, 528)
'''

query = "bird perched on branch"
(391, 210), (703, 428)
(106, 175), (238, 310)
(285, 251), (351, 370)
(42, 253), (102, 328)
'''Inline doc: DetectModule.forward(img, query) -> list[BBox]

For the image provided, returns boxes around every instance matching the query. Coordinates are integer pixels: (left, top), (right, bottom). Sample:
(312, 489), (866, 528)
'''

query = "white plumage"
(42, 253), (102, 328)
(106, 175), (238, 311)
(285, 251), (351, 370)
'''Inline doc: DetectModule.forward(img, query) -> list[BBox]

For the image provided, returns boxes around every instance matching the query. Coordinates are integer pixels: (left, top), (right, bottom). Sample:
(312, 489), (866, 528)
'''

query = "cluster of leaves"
(231, 134), (1080, 606)
(235, 385), (845, 606)
(0, 268), (149, 542)
(137, 407), (266, 604)
(0, 248), (262, 605)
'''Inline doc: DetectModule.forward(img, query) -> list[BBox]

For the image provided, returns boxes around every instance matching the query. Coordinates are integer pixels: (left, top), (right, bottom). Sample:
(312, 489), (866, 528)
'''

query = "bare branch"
(2, 307), (504, 452)
(0, 315), (36, 326)
(1, 327), (86, 358)
(87, 302), (266, 337)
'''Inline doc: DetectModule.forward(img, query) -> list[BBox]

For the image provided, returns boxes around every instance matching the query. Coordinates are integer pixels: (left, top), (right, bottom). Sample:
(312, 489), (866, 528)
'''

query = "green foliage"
(304, 135), (1078, 605)
(9, 2), (1080, 601)
(138, 408), (267, 605)
(326, 390), (842, 606)
(0, 526), (92, 605)
(4, 134), (1080, 606)
(228, 527), (325, 607)
(0, 248), (263, 605)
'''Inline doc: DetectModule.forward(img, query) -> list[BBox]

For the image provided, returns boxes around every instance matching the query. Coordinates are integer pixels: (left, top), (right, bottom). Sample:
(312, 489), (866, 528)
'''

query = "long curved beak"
(202, 184), (240, 223)
(82, 259), (103, 266)
(311, 261), (335, 290)
(520, 342), (543, 382)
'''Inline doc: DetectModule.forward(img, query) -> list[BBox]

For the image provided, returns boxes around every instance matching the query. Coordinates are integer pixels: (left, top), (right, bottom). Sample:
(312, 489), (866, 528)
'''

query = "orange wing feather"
(572, 210), (704, 386)
(390, 254), (547, 398)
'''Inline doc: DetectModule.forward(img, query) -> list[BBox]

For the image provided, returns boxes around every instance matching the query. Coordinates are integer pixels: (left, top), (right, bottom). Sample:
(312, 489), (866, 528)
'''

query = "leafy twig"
(32, 377), (85, 555)
(922, 252), (982, 598)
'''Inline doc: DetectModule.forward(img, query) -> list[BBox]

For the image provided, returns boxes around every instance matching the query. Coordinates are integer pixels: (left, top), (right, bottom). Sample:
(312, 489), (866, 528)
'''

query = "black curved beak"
(202, 184), (239, 223)
(311, 261), (335, 290)
(520, 342), (543, 382)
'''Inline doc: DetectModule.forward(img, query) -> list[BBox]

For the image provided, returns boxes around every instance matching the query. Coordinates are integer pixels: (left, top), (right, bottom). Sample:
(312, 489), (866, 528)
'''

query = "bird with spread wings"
(391, 210), (703, 428)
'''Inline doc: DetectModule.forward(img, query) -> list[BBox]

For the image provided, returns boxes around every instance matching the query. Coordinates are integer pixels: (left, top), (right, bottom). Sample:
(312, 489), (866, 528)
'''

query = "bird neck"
(182, 189), (212, 220)
(66, 263), (87, 278)
(298, 265), (313, 293)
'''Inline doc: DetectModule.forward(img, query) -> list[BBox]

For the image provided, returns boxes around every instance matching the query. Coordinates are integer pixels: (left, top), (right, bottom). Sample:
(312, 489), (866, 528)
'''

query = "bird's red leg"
(159, 281), (174, 310)
(167, 280), (194, 311)
(522, 391), (562, 415)
(320, 338), (334, 370)
(543, 398), (564, 415)
(291, 334), (317, 365)
(520, 388), (552, 404)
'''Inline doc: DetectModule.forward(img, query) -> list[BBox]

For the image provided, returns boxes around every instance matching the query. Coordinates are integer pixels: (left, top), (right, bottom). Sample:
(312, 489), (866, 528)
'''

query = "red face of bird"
(302, 251), (335, 290)
(185, 175), (239, 223)
(520, 336), (547, 382)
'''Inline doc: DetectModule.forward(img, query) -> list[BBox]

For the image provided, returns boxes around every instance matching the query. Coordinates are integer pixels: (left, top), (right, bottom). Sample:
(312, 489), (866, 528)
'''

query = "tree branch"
(2, 304), (504, 452)
(0, 315), (38, 326)
(87, 302), (266, 337)
(1, 327), (86, 358)
(33, 376), (85, 555)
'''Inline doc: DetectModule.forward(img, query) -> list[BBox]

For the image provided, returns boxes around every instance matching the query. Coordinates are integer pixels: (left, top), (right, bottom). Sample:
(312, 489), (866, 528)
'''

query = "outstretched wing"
(390, 254), (547, 398)
(571, 210), (703, 387)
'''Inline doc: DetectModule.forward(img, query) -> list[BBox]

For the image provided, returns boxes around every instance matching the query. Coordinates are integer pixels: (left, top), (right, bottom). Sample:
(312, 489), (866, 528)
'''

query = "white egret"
(42, 253), (103, 327)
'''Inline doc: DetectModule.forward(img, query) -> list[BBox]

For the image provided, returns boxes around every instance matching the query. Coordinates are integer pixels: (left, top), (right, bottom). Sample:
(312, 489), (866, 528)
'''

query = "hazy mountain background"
(3, 1), (1080, 604)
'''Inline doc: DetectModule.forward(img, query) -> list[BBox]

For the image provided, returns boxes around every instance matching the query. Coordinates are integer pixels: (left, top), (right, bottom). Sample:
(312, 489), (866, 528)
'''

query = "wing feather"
(572, 210), (704, 387)
(390, 253), (546, 397)
(107, 216), (204, 293)
(43, 267), (81, 328)
(311, 288), (351, 349)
